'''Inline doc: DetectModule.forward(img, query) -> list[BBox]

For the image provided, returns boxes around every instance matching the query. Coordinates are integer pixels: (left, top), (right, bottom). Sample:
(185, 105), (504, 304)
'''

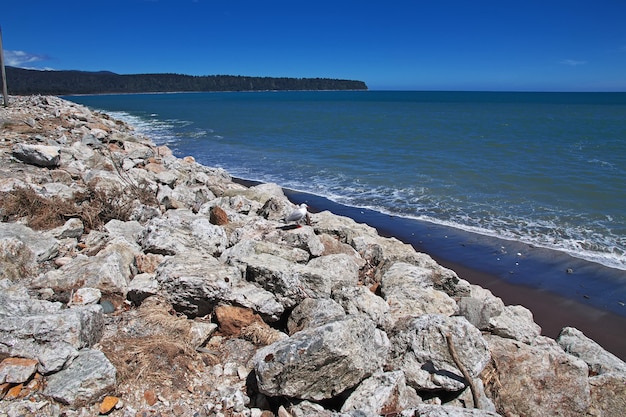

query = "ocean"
(66, 91), (626, 316)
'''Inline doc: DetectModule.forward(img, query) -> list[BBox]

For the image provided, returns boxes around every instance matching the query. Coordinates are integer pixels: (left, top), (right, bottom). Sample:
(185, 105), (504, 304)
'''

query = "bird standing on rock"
(284, 203), (308, 227)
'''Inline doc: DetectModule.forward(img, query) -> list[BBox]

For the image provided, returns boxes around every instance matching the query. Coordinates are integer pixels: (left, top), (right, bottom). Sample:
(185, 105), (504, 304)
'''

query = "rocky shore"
(1, 95), (625, 416)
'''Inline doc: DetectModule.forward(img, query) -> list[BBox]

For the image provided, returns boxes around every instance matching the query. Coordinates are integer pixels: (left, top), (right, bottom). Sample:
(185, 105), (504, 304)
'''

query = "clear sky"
(2, 0), (626, 91)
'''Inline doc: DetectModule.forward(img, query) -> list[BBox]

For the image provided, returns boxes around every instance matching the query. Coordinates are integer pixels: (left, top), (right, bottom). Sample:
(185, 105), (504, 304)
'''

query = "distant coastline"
(5, 66), (368, 95)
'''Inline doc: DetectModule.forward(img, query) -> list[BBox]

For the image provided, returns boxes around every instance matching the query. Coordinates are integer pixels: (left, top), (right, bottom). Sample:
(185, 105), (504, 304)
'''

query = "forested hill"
(5, 67), (368, 95)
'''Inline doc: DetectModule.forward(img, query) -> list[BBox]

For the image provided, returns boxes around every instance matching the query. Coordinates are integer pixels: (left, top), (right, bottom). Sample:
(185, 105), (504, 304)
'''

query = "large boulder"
(156, 250), (283, 320)
(386, 314), (490, 391)
(557, 327), (626, 375)
(381, 262), (458, 324)
(483, 335), (591, 417)
(253, 316), (389, 401)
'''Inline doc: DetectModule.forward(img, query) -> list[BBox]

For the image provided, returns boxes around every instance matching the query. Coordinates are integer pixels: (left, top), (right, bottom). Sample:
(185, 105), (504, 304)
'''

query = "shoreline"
(234, 177), (626, 359)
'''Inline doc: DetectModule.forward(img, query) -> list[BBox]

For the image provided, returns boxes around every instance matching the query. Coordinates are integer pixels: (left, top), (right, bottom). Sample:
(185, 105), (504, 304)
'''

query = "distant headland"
(5, 66), (368, 95)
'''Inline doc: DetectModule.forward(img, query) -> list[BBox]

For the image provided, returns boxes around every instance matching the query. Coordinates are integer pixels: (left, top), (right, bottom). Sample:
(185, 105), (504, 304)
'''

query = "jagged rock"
(243, 253), (332, 308)
(0, 237), (35, 280)
(557, 327), (626, 375)
(48, 217), (84, 239)
(331, 285), (391, 329)
(488, 304), (541, 344)
(139, 208), (227, 256)
(189, 320), (218, 348)
(386, 314), (490, 391)
(380, 262), (458, 324)
(254, 316), (389, 401)
(0, 222), (59, 263)
(340, 371), (422, 415)
(588, 373), (626, 417)
(0, 357), (39, 384)
(69, 287), (102, 306)
(306, 253), (361, 289)
(457, 285), (505, 330)
(0, 292), (104, 373)
(43, 349), (116, 407)
(221, 239), (310, 266)
(400, 405), (503, 416)
(12, 143), (61, 167)
(263, 225), (325, 257)
(287, 298), (346, 335)
(104, 219), (144, 246)
(210, 205), (229, 225)
(126, 272), (159, 305)
(35, 239), (137, 294)
(156, 251), (283, 320)
(483, 335), (590, 417)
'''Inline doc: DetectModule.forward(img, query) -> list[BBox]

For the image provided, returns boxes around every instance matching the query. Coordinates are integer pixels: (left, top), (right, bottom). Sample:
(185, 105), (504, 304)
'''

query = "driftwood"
(444, 331), (481, 409)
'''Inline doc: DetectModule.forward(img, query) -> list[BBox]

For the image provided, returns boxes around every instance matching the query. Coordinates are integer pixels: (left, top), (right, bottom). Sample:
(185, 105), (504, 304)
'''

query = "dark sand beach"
(233, 181), (626, 360)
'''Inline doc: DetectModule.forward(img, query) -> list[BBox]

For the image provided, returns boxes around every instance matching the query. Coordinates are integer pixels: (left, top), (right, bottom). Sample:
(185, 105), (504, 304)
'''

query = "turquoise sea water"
(67, 91), (626, 272)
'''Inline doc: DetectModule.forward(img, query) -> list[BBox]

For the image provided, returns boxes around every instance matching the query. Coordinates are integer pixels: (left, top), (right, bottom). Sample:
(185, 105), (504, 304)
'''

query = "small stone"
(99, 396), (120, 414)
(144, 389), (158, 406)
(209, 206), (229, 225)
(4, 383), (24, 400)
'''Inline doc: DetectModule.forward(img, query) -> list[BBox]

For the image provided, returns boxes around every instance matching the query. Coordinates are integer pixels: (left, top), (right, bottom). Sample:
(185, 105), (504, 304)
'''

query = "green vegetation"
(6, 67), (368, 95)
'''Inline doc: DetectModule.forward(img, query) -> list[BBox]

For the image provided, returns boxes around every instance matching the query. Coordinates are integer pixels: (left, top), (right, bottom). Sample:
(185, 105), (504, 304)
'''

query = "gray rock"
(400, 405), (503, 417)
(104, 219), (144, 246)
(243, 253), (332, 309)
(386, 314), (490, 391)
(221, 239), (310, 266)
(48, 217), (84, 239)
(0, 292), (104, 373)
(254, 316), (389, 401)
(35, 239), (137, 294)
(380, 262), (458, 324)
(557, 327), (626, 375)
(306, 253), (361, 289)
(332, 285), (391, 329)
(588, 373), (626, 417)
(287, 298), (346, 335)
(488, 304), (541, 344)
(139, 209), (228, 256)
(457, 285), (505, 330)
(43, 348), (116, 407)
(0, 222), (59, 263)
(263, 225), (325, 257)
(12, 143), (61, 167)
(126, 272), (159, 305)
(340, 371), (422, 415)
(157, 251), (283, 320)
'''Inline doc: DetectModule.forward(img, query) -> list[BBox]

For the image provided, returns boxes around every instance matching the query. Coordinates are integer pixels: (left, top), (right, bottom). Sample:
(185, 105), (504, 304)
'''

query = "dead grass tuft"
(0, 182), (158, 232)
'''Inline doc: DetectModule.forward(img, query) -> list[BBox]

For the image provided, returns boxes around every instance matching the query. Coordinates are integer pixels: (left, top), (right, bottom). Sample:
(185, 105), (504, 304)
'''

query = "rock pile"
(0, 95), (625, 416)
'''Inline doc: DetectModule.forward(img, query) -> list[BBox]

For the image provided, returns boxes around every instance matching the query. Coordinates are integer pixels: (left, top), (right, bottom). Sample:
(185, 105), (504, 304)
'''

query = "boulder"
(557, 327), (626, 375)
(386, 314), (490, 391)
(139, 209), (228, 256)
(243, 253), (332, 308)
(488, 305), (541, 344)
(380, 262), (458, 324)
(457, 285), (505, 330)
(12, 143), (61, 167)
(483, 335), (591, 417)
(340, 371), (422, 415)
(332, 285), (391, 329)
(287, 298), (346, 335)
(0, 292), (104, 373)
(0, 222), (59, 263)
(43, 349), (116, 407)
(254, 316), (389, 401)
(156, 251), (283, 320)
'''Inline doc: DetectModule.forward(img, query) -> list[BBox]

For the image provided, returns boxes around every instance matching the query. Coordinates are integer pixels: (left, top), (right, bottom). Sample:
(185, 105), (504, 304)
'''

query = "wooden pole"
(0, 26), (9, 107)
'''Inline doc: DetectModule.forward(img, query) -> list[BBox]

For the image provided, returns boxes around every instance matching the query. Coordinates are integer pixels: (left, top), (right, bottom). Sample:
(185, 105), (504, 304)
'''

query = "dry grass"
(0, 183), (157, 232)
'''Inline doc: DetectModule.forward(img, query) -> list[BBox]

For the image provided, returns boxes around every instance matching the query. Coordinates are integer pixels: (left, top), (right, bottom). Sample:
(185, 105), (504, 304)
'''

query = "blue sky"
(2, 0), (626, 91)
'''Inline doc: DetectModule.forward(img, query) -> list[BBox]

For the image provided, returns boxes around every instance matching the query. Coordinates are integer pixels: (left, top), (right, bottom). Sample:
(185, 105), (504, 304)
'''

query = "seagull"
(284, 203), (308, 227)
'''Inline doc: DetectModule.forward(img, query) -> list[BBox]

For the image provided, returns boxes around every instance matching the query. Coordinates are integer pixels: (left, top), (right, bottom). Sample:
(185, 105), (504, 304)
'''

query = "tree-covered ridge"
(5, 67), (368, 95)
